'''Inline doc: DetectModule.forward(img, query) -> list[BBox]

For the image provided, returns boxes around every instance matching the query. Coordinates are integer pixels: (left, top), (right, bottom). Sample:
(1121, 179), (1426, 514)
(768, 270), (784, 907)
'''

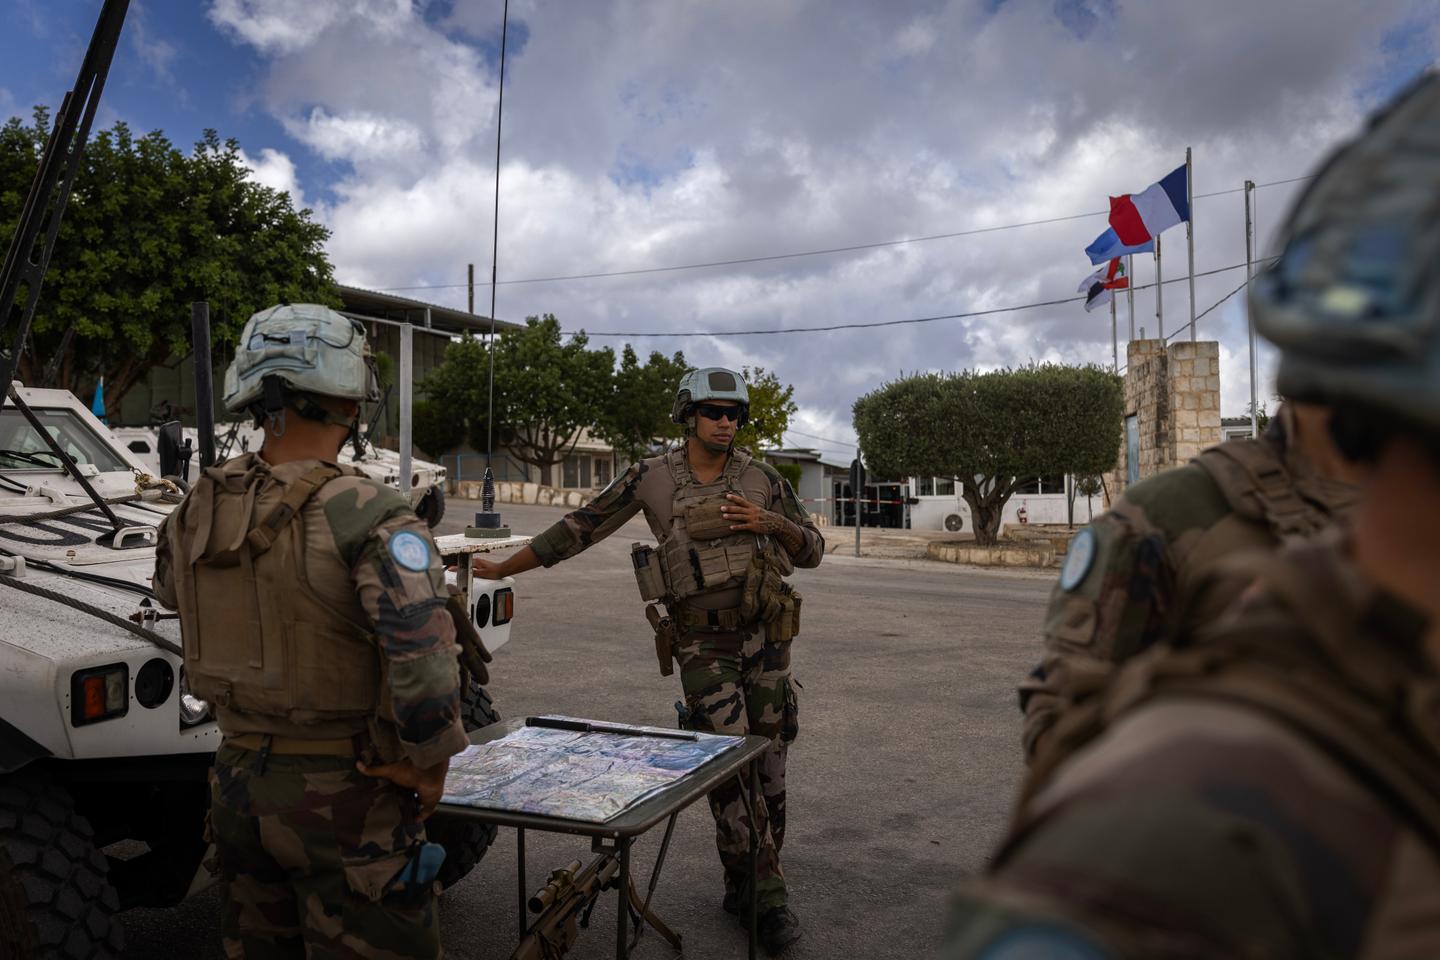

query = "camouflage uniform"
(529, 446), (823, 912)
(155, 453), (467, 959)
(944, 534), (1440, 958)
(1018, 408), (1357, 758)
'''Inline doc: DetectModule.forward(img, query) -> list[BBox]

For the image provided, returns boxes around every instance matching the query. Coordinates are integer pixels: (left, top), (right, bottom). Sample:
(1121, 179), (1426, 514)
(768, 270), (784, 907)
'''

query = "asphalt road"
(122, 500), (1053, 959)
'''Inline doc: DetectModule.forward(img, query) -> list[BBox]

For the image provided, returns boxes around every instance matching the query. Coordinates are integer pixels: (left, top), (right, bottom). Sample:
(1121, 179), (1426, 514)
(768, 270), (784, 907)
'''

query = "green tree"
(596, 345), (688, 463)
(853, 364), (1123, 545)
(0, 109), (337, 418)
(424, 315), (614, 486)
(735, 366), (795, 451)
(771, 462), (803, 490)
(411, 399), (465, 458)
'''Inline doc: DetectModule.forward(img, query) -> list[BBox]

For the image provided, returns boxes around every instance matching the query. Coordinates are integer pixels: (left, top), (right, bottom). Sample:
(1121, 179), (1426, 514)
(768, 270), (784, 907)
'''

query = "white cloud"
(237, 146), (308, 210)
(206, 0), (405, 56)
(209, 0), (1440, 432)
(283, 108), (427, 164)
(128, 2), (179, 81)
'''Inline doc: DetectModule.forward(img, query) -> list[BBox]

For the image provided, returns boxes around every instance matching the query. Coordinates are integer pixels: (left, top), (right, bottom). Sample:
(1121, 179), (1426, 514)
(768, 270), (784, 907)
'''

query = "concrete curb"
(926, 540), (1056, 568)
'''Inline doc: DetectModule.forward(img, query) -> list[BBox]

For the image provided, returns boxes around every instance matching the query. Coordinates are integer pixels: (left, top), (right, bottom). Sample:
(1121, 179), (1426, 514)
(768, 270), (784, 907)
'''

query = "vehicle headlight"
(178, 668), (212, 727)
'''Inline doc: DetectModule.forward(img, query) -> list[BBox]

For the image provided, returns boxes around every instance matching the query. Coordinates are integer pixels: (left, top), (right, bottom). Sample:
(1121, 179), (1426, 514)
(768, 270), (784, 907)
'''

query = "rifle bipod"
(510, 837), (683, 960)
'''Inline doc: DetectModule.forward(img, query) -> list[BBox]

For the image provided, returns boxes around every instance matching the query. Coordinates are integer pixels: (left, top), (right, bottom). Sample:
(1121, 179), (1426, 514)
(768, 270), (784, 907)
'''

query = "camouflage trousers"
(674, 627), (799, 912)
(209, 743), (441, 959)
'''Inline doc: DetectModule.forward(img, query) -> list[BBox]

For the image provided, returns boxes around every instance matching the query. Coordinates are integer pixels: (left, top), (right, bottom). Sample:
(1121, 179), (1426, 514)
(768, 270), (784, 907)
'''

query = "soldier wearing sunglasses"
(472, 366), (822, 954)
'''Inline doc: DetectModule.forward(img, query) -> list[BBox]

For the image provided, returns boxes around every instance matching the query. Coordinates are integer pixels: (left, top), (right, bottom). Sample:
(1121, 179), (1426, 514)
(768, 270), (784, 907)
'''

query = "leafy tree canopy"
(424, 315), (614, 485)
(853, 364), (1123, 544)
(595, 344), (688, 463)
(735, 365), (795, 451)
(0, 109), (337, 417)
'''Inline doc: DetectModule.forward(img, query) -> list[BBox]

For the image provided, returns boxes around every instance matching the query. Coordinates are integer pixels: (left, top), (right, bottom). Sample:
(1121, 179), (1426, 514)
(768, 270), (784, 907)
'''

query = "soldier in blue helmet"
(474, 367), (823, 953)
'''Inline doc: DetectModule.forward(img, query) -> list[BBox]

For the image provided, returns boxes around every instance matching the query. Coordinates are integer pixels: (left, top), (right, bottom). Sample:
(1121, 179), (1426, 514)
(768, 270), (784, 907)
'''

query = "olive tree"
(853, 364), (1123, 545)
(0, 111), (336, 417)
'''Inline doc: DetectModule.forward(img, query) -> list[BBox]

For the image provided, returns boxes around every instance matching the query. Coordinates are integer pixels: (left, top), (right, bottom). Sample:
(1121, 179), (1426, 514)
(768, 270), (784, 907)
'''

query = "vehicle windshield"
(0, 407), (129, 473)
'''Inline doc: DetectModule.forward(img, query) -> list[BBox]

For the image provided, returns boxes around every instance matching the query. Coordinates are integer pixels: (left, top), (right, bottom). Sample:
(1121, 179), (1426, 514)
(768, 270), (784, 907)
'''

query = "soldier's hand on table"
(470, 557), (505, 579)
(357, 757), (451, 820)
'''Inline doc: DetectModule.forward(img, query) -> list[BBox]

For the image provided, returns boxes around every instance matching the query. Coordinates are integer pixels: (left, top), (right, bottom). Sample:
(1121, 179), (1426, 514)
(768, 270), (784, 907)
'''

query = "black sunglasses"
(695, 403), (743, 423)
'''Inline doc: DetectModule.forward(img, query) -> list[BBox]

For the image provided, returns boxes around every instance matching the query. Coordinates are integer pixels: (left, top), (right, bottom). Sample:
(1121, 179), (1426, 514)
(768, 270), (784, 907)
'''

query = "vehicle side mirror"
(157, 420), (193, 482)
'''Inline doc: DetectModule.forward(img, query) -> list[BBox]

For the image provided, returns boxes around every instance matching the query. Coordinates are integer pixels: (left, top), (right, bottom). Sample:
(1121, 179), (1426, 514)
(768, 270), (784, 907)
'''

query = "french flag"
(1108, 164), (1190, 246)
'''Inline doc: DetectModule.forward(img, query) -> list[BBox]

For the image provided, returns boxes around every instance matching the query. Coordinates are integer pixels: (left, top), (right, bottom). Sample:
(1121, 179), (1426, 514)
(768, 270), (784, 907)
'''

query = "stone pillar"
(1108, 339), (1222, 501)
(1167, 341), (1222, 465)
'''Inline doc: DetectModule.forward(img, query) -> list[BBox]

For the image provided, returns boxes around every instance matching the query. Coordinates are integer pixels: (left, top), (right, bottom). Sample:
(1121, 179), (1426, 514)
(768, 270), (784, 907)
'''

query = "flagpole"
(1186, 146), (1196, 341)
(1126, 254), (1135, 340)
(1110, 295), (1118, 372)
(1154, 232), (1163, 340)
(1245, 179), (1258, 438)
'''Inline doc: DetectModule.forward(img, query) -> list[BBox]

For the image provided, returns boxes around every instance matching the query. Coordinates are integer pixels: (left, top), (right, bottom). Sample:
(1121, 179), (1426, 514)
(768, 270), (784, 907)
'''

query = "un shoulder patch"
(389, 530), (432, 572)
(1059, 526), (1097, 591)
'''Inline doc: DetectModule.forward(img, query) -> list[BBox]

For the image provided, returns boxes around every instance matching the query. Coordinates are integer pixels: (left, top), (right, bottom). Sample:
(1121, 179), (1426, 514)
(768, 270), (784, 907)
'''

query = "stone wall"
(1166, 340), (1223, 465)
(1109, 339), (1222, 500)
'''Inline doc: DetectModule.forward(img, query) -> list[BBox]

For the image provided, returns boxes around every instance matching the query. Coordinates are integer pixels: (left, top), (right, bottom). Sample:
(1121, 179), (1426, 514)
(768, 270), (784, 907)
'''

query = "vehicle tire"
(0, 770), (124, 959)
(944, 513), (964, 532)
(429, 682), (500, 890)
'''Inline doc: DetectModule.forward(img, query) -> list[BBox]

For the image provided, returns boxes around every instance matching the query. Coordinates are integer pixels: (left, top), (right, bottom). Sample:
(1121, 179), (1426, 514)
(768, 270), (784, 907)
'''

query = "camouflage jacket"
(154, 453), (467, 769)
(946, 534), (1440, 959)
(530, 445), (824, 607)
(1019, 413), (1358, 757)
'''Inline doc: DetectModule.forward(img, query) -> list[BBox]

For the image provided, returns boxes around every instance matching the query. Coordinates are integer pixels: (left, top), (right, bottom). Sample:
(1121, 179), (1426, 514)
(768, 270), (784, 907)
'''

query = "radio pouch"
(631, 542), (667, 601)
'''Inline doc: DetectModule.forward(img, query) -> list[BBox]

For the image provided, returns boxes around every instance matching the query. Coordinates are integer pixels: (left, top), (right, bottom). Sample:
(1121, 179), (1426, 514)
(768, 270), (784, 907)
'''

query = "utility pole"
(1154, 231), (1163, 341)
(1185, 146), (1197, 341)
(468, 262), (475, 315)
(1245, 180), (1258, 438)
(1110, 296), (1118, 372)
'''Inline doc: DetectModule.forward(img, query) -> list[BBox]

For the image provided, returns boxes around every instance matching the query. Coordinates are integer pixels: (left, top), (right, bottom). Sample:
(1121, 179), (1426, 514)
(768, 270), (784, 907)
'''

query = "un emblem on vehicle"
(389, 531), (432, 571)
(1059, 526), (1096, 591)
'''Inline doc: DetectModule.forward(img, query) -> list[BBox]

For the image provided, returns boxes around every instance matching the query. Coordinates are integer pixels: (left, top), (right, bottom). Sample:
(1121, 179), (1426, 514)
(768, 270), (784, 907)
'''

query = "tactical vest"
(1014, 539), (1440, 861)
(653, 447), (783, 604)
(170, 457), (382, 729)
(1191, 434), (1354, 542)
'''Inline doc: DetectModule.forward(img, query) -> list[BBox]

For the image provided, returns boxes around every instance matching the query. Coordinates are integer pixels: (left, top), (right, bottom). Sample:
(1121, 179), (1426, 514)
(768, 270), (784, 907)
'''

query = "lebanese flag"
(1078, 258), (1127, 313)
(1108, 164), (1190, 246)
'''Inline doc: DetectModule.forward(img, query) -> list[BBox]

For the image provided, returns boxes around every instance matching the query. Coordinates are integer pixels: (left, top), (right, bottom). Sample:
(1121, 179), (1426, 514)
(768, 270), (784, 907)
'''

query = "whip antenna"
(466, 0), (512, 540)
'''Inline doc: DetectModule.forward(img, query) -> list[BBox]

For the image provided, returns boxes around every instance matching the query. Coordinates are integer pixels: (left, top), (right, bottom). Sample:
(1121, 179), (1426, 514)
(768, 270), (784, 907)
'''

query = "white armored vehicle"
(0, 383), (528, 956)
(112, 422), (450, 500)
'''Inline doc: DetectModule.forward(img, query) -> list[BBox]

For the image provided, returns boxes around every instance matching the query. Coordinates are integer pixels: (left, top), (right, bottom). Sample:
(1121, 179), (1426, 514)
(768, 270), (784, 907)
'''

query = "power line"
(1165, 275), (1254, 342)
(569, 258), (1273, 339)
(370, 174), (1313, 293)
(784, 427), (857, 448)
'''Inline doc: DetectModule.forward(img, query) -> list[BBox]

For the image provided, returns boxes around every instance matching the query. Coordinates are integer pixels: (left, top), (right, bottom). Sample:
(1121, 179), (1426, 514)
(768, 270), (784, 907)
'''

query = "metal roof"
(338, 284), (523, 337)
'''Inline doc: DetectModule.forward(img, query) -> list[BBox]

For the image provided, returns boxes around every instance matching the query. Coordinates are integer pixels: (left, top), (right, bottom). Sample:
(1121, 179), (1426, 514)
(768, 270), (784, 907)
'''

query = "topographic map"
(442, 717), (745, 823)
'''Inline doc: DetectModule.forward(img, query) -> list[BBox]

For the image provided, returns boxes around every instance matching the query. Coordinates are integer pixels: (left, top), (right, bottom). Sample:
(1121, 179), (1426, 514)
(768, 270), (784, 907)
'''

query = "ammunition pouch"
(683, 496), (734, 541)
(645, 603), (677, 676)
(659, 538), (750, 600)
(631, 542), (667, 602)
(449, 586), (492, 688)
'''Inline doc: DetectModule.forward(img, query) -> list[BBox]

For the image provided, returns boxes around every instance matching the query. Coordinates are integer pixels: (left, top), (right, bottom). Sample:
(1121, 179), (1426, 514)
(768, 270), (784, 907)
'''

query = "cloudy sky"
(3, 0), (1437, 458)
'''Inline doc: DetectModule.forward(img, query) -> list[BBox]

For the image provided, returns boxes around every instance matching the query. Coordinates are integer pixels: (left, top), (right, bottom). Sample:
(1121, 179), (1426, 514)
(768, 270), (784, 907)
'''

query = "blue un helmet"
(1250, 74), (1440, 451)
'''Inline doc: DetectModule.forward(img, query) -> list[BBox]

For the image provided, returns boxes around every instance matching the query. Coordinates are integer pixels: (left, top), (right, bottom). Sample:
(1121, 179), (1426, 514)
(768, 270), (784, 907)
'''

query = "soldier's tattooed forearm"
(761, 511), (807, 556)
